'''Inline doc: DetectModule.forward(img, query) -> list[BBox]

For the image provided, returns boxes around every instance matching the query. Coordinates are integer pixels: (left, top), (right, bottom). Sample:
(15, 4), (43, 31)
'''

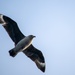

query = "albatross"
(0, 14), (45, 72)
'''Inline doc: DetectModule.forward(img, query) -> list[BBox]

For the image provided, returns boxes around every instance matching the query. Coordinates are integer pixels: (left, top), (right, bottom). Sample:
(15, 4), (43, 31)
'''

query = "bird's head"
(28, 35), (36, 39)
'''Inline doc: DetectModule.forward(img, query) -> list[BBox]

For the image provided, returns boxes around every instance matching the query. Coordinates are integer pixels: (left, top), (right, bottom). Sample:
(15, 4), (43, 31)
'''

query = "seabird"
(0, 14), (45, 72)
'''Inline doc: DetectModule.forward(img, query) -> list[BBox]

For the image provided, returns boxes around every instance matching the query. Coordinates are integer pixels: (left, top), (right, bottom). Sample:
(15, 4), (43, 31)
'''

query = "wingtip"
(35, 59), (46, 72)
(40, 66), (45, 72)
(0, 14), (6, 25)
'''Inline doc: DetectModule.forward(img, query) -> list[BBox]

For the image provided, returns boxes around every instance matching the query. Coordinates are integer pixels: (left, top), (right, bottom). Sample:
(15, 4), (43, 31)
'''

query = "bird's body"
(0, 14), (46, 72)
(13, 35), (35, 53)
(9, 35), (35, 57)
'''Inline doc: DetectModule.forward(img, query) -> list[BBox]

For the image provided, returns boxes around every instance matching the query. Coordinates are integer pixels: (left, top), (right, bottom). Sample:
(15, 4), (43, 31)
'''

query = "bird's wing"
(1, 15), (25, 44)
(23, 45), (45, 72)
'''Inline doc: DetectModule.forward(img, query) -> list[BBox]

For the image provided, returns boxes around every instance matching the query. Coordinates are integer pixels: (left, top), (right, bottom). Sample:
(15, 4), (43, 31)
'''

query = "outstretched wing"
(1, 15), (25, 44)
(23, 45), (45, 72)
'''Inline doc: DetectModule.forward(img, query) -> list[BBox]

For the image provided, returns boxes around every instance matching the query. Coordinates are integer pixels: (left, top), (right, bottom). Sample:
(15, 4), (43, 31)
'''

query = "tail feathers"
(9, 49), (17, 57)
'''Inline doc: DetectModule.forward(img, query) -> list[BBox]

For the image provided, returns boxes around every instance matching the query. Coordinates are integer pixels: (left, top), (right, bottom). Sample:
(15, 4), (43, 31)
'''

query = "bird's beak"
(33, 36), (36, 38)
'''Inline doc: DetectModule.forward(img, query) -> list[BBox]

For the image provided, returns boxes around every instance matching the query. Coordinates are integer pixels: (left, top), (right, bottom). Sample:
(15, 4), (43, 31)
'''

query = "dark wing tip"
(35, 59), (46, 72)
(40, 65), (45, 72)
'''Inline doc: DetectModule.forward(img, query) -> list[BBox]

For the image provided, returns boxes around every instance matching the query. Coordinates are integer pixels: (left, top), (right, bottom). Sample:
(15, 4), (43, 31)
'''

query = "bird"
(0, 14), (45, 72)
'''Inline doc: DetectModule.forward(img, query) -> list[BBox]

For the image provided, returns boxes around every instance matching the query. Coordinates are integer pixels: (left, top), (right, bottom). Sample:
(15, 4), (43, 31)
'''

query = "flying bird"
(0, 14), (45, 72)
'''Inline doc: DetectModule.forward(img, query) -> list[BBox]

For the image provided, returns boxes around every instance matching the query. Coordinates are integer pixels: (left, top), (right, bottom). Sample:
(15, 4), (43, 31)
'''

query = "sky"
(0, 0), (75, 75)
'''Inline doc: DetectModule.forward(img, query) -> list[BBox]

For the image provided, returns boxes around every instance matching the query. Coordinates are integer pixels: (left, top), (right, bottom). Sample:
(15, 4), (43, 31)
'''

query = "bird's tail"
(9, 48), (17, 57)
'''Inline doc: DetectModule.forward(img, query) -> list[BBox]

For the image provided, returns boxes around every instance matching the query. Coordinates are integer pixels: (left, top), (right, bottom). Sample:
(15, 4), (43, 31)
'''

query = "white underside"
(14, 36), (33, 53)
(23, 40), (32, 50)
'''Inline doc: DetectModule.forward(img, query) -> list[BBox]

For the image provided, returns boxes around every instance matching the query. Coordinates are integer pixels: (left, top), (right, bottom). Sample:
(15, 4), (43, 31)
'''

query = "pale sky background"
(0, 0), (75, 75)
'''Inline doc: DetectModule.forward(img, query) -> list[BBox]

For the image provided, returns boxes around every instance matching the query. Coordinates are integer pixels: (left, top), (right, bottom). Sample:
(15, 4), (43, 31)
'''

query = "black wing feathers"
(23, 45), (45, 62)
(23, 45), (45, 72)
(3, 16), (25, 44)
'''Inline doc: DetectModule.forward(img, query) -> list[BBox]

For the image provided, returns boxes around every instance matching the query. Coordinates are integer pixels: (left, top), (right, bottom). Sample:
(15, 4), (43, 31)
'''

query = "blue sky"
(0, 0), (75, 75)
